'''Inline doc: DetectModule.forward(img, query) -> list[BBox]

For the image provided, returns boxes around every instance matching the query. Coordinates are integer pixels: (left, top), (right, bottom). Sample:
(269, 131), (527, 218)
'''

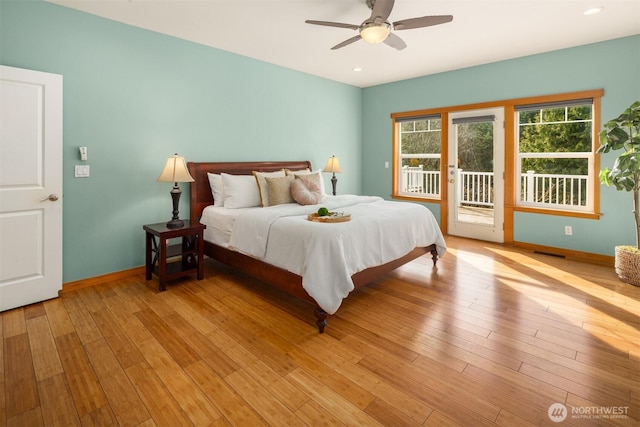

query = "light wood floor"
(2, 236), (639, 426)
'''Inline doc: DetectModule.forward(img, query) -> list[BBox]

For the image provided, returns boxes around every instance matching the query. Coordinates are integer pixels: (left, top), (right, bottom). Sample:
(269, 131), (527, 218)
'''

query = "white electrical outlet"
(564, 225), (572, 235)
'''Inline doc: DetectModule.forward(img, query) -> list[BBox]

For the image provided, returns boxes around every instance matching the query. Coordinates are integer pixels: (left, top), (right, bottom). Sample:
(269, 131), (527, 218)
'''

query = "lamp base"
(330, 174), (338, 196)
(167, 185), (184, 229)
(166, 218), (184, 229)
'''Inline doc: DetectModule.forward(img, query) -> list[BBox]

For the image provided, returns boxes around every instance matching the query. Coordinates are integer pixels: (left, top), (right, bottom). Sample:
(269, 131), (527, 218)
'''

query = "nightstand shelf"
(143, 220), (206, 291)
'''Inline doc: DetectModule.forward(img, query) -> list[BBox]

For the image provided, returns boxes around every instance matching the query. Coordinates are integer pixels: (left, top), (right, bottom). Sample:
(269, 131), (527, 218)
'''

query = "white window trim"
(515, 105), (595, 212)
(395, 117), (442, 200)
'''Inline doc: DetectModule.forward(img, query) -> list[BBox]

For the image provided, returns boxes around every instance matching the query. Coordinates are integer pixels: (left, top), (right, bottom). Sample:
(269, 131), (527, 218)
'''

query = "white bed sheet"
(200, 205), (248, 247)
(202, 195), (446, 315)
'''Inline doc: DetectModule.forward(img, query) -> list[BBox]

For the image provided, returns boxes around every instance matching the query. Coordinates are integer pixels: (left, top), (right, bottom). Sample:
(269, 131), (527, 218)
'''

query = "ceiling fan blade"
(383, 32), (406, 50)
(331, 35), (362, 50)
(371, 0), (395, 23)
(393, 15), (453, 31)
(305, 20), (359, 31)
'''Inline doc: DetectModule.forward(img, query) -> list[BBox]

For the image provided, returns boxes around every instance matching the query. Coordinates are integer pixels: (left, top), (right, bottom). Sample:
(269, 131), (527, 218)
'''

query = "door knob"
(40, 194), (59, 202)
(449, 179), (455, 183)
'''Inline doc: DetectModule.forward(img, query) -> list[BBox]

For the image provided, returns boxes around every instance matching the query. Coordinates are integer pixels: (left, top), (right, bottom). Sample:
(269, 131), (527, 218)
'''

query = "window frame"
(391, 111), (445, 202)
(514, 99), (596, 213)
(511, 92), (602, 219)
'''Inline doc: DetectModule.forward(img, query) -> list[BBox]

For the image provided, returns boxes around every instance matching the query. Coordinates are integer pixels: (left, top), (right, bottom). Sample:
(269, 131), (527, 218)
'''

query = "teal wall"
(1, 1), (362, 282)
(362, 35), (640, 256)
(2, 1), (638, 283)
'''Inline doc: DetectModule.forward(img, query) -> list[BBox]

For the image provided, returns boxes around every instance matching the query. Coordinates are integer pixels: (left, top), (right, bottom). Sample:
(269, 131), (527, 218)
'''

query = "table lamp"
(157, 153), (194, 229)
(322, 155), (343, 196)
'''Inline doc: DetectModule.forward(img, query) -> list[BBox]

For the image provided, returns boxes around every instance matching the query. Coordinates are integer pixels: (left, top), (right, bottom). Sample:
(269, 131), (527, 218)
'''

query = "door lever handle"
(40, 194), (59, 202)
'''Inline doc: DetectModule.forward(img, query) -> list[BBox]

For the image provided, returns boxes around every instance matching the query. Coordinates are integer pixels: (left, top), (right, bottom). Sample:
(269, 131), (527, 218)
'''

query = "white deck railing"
(401, 166), (440, 198)
(400, 168), (589, 208)
(457, 170), (494, 207)
(521, 170), (588, 207)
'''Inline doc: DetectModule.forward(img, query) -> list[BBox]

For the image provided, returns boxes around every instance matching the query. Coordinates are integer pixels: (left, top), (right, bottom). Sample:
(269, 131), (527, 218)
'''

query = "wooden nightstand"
(143, 220), (206, 291)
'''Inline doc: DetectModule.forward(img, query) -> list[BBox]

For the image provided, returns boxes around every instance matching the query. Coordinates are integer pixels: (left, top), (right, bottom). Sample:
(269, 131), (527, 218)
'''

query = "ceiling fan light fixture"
(360, 22), (391, 44)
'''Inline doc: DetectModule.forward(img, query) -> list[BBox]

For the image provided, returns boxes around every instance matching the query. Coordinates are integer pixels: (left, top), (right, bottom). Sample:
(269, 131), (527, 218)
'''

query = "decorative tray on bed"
(307, 212), (351, 223)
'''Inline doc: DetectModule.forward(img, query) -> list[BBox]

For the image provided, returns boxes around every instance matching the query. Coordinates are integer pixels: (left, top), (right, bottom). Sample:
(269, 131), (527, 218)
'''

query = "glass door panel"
(448, 108), (504, 242)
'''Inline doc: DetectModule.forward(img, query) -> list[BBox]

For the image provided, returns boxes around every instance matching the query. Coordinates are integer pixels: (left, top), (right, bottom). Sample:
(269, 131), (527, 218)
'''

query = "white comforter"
(228, 195), (446, 314)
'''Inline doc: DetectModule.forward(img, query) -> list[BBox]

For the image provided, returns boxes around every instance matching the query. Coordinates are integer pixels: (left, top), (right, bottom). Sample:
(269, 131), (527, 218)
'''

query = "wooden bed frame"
(188, 160), (439, 332)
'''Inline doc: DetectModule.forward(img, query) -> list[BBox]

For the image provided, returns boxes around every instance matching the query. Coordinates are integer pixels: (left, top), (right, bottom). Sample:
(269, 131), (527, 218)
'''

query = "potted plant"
(598, 100), (640, 286)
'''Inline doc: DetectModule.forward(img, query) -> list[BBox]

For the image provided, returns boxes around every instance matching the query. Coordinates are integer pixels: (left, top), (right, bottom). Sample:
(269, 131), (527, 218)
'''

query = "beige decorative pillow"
(265, 175), (295, 206)
(253, 170), (285, 207)
(286, 169), (325, 194)
(291, 176), (323, 205)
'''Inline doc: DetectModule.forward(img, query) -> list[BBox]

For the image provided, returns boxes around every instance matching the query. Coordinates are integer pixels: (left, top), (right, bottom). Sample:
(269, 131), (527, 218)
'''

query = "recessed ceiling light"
(353, 67), (362, 72)
(584, 7), (603, 15)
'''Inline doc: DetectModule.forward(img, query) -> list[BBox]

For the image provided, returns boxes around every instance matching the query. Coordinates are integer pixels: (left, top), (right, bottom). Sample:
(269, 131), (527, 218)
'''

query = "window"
(516, 99), (595, 212)
(394, 115), (442, 199)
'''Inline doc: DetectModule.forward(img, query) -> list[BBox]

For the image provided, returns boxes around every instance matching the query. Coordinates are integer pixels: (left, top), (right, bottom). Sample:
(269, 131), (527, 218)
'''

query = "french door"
(447, 107), (504, 242)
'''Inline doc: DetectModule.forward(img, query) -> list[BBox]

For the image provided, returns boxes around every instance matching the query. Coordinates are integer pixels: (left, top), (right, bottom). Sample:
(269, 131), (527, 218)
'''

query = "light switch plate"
(75, 165), (90, 177)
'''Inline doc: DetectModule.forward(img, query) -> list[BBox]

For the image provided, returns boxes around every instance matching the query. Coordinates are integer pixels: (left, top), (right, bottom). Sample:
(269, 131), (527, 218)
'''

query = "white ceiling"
(48, 0), (640, 88)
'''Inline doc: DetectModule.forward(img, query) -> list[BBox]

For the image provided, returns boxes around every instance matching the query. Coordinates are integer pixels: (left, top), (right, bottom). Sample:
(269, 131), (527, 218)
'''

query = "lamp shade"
(360, 22), (390, 44)
(323, 155), (343, 174)
(157, 154), (194, 183)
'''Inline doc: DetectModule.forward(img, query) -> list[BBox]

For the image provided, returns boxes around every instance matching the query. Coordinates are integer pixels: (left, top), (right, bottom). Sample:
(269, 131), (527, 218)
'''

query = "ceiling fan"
(305, 0), (453, 51)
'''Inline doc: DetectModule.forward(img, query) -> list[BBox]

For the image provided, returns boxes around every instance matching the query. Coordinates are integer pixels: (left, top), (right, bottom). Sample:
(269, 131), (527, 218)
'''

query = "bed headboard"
(187, 160), (312, 223)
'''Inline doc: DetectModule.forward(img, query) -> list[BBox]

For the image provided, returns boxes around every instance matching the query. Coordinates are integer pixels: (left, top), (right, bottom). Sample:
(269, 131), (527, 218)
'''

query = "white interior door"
(448, 107), (504, 242)
(0, 65), (63, 311)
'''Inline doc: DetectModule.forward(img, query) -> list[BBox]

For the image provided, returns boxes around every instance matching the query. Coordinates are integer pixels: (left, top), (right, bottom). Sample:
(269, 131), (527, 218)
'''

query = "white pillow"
(286, 169), (326, 195)
(221, 173), (261, 209)
(207, 173), (225, 207)
(253, 170), (285, 207)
